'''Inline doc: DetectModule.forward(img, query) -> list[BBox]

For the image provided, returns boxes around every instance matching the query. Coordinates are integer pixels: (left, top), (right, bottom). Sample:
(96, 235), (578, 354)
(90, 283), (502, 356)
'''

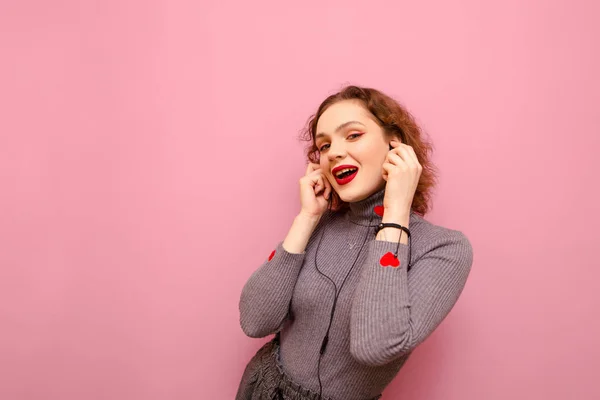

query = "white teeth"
(335, 168), (357, 178)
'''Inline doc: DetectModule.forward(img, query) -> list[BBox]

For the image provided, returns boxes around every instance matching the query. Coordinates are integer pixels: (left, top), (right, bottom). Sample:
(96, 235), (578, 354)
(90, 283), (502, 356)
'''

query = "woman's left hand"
(381, 140), (423, 216)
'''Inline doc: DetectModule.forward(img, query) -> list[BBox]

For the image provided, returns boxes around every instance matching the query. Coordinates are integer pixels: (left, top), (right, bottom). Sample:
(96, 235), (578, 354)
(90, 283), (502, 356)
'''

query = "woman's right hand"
(299, 163), (333, 218)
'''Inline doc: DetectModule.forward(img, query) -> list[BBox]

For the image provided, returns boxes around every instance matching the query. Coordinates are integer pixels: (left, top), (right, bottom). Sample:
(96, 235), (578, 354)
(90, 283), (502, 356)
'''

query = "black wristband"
(375, 223), (411, 239)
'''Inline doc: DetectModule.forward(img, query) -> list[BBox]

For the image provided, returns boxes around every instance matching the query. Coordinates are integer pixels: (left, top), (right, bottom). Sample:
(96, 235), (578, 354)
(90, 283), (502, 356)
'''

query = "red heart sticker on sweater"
(374, 205), (384, 217)
(380, 252), (400, 268)
(268, 250), (276, 261)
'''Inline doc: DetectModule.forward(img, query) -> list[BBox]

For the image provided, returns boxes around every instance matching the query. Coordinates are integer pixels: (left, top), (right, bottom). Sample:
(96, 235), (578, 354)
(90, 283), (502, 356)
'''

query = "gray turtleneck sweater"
(238, 187), (473, 399)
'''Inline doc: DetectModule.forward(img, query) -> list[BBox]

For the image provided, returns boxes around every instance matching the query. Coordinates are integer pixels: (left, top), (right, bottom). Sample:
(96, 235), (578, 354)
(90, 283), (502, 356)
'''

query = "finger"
(305, 163), (313, 175)
(307, 169), (325, 182)
(387, 152), (410, 170)
(389, 139), (401, 148)
(387, 140), (405, 159)
(395, 146), (419, 169)
(300, 169), (319, 185)
(381, 162), (393, 181)
(405, 145), (421, 166)
(306, 162), (321, 175)
(323, 176), (332, 199)
(324, 186), (331, 200)
(314, 175), (325, 194)
(402, 146), (421, 170)
(301, 169), (324, 190)
(313, 173), (322, 188)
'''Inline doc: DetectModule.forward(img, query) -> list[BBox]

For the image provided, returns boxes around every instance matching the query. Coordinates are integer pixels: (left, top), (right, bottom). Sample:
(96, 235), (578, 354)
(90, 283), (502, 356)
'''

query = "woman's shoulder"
(410, 213), (473, 261)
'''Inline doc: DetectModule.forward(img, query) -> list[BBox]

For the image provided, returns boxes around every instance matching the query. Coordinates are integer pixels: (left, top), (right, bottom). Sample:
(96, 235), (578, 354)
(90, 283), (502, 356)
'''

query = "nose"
(327, 140), (346, 162)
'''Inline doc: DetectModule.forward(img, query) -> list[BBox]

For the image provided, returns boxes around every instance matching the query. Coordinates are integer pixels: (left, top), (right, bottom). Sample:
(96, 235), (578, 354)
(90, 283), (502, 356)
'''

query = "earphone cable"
(313, 195), (375, 399)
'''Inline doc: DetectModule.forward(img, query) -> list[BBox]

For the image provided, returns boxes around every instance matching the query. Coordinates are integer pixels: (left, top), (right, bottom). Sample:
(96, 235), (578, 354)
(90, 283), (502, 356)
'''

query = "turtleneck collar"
(345, 186), (417, 226)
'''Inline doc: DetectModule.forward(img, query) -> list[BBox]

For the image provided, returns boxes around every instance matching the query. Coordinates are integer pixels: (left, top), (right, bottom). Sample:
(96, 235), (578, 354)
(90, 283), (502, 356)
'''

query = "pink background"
(1, 1), (598, 399)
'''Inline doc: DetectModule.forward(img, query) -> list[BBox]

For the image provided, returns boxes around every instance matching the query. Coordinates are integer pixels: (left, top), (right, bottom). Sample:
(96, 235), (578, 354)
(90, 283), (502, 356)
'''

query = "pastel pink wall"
(1, 1), (598, 399)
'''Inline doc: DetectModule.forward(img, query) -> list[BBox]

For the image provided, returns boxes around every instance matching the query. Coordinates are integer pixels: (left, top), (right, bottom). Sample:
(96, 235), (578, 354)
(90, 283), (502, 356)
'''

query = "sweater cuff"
(365, 239), (411, 304)
(269, 240), (306, 265)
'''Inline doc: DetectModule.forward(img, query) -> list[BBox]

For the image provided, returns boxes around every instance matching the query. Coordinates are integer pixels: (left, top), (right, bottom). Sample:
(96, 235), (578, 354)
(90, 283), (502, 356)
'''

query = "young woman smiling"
(236, 85), (474, 400)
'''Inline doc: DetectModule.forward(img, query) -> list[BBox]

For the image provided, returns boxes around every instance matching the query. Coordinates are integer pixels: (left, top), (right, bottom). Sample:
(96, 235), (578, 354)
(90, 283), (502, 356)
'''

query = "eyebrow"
(315, 121), (366, 140)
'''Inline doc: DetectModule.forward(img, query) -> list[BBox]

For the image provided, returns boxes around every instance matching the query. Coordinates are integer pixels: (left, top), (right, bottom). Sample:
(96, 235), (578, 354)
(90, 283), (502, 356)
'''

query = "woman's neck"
(345, 187), (387, 225)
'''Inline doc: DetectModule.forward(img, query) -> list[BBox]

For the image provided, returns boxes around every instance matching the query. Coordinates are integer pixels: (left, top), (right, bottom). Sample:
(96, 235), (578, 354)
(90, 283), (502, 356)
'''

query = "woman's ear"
(389, 143), (393, 151)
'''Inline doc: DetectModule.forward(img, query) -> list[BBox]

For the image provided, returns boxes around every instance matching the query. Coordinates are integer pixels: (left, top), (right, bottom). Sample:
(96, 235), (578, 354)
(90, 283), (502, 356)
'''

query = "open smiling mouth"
(334, 167), (358, 185)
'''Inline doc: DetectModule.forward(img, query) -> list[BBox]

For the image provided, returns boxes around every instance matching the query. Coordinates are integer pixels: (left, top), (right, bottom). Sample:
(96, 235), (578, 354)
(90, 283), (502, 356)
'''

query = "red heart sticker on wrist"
(374, 205), (384, 217)
(268, 250), (276, 261)
(380, 252), (400, 268)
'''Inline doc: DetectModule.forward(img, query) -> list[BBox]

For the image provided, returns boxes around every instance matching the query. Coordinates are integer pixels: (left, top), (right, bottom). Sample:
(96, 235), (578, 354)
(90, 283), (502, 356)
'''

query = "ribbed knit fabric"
(238, 187), (473, 400)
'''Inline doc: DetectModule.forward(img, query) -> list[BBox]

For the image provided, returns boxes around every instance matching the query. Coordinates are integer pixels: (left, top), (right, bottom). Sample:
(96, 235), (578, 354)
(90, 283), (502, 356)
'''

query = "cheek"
(319, 158), (328, 169)
(319, 159), (332, 180)
(354, 141), (386, 167)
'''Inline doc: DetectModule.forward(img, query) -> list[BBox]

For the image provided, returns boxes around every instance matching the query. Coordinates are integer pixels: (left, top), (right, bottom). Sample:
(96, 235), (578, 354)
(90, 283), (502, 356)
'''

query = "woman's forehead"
(317, 101), (375, 133)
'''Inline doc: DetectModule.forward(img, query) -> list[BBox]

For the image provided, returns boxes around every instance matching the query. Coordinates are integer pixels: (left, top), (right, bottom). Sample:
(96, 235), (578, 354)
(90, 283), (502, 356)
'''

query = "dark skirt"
(235, 335), (382, 400)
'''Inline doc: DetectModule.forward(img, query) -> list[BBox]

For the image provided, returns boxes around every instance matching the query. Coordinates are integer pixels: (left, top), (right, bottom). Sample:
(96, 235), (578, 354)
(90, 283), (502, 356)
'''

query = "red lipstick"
(332, 164), (359, 186)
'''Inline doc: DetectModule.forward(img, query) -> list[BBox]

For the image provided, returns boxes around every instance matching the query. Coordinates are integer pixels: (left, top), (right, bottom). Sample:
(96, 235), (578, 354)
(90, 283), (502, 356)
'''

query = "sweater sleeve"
(349, 230), (473, 366)
(238, 240), (307, 338)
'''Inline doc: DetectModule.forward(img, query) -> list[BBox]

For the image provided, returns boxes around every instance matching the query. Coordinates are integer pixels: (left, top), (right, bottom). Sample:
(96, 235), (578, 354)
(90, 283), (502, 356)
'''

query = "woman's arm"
(238, 212), (321, 338)
(349, 229), (473, 366)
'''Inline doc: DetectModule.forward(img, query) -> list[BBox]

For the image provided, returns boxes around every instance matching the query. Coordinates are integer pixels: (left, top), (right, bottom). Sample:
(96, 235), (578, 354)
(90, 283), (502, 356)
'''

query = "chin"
(336, 185), (369, 203)
(342, 181), (386, 203)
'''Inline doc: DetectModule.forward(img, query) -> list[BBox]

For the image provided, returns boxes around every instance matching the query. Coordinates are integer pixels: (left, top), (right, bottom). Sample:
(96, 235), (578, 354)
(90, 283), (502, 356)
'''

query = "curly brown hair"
(299, 85), (439, 216)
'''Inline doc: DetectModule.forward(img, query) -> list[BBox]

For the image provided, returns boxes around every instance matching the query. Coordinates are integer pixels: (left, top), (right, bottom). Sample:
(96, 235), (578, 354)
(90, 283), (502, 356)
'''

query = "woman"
(236, 85), (473, 400)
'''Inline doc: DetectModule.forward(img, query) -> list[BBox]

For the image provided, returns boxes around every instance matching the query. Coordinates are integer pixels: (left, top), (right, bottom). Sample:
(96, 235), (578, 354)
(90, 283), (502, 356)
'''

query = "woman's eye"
(319, 133), (361, 151)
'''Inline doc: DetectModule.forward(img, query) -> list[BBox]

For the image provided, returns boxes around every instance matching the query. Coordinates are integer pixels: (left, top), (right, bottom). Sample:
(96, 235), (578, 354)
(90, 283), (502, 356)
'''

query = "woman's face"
(315, 100), (391, 203)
